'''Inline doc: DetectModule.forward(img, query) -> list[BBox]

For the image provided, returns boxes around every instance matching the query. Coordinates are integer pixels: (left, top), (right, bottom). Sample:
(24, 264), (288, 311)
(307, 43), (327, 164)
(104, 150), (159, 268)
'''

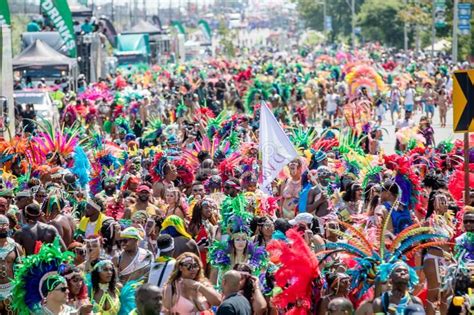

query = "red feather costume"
(267, 229), (321, 315)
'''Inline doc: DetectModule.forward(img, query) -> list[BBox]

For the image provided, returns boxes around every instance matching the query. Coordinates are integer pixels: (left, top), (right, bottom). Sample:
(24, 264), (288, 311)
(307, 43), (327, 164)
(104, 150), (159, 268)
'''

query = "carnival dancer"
(0, 215), (22, 314)
(115, 227), (153, 283)
(11, 237), (91, 314)
(372, 262), (423, 314)
(14, 203), (66, 255)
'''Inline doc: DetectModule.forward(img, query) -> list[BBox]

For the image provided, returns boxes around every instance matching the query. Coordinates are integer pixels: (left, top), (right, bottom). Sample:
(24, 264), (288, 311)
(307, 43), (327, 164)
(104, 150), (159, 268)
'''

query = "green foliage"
(357, 0), (405, 48)
(217, 20), (235, 57)
(293, 0), (362, 44)
(11, 14), (29, 56)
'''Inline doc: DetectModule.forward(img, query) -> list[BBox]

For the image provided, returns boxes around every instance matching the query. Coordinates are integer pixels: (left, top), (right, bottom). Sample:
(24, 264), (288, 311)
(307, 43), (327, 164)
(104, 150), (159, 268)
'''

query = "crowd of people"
(4, 43), (474, 315)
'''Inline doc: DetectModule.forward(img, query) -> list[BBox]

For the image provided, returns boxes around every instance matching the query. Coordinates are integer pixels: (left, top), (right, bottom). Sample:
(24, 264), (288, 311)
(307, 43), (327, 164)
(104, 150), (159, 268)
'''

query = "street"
(381, 107), (462, 153)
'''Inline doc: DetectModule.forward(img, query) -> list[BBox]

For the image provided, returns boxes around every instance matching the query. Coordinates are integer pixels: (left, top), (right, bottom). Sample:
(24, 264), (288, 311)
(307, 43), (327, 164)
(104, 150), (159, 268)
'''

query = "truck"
(114, 34), (151, 69)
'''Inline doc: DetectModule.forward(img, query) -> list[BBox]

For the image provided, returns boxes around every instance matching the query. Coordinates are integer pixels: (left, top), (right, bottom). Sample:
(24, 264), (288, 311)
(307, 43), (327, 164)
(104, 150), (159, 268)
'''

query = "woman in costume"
(423, 190), (455, 315)
(90, 259), (121, 315)
(100, 218), (122, 261)
(208, 209), (268, 287)
(278, 158), (303, 219)
(188, 198), (218, 273)
(252, 216), (275, 248)
(162, 252), (221, 314)
(164, 188), (186, 220)
(338, 182), (363, 217)
(59, 265), (91, 312)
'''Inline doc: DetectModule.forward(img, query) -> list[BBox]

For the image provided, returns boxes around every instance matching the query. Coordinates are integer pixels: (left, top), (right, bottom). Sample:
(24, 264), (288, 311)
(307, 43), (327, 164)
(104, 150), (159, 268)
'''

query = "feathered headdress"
(220, 194), (253, 235)
(319, 216), (451, 298)
(11, 237), (75, 315)
(267, 229), (321, 314)
(70, 145), (90, 190)
(33, 120), (82, 165)
(142, 117), (164, 142)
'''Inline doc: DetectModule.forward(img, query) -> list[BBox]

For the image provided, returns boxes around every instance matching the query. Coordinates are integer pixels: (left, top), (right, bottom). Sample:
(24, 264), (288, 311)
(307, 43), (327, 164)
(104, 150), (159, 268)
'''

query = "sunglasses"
(181, 262), (199, 270)
(120, 239), (131, 244)
(55, 287), (67, 293)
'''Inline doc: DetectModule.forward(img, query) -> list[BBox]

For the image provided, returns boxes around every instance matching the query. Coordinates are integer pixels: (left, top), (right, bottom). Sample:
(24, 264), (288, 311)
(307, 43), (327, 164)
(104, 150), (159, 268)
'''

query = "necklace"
(99, 283), (110, 292)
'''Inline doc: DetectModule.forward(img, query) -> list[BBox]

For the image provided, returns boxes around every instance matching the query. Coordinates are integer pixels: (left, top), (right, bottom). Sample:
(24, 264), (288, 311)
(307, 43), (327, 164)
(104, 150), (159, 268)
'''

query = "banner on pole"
(40, 0), (77, 57)
(259, 102), (299, 195)
(0, 0), (10, 26)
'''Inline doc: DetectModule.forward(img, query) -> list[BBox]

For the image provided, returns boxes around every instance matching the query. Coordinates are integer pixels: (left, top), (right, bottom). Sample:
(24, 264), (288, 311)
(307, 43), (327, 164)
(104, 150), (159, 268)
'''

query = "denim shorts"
(404, 104), (414, 112)
(424, 104), (435, 114)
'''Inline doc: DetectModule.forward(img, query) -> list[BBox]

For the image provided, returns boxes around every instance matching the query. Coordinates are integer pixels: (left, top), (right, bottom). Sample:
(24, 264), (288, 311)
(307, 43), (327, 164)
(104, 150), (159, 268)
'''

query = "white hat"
(289, 213), (314, 227)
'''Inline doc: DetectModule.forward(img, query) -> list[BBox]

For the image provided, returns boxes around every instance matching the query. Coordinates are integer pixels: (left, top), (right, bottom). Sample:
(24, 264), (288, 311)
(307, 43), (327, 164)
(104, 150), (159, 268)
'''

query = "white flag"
(259, 102), (299, 194)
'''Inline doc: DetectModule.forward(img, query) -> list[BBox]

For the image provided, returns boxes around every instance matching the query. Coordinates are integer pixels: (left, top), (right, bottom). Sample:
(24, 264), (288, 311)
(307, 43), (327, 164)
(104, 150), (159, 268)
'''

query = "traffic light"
(435, 0), (447, 29)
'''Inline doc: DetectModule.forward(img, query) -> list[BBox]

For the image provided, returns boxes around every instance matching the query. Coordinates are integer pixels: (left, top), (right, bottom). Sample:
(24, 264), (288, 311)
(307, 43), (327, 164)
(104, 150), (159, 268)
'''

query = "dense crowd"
(4, 44), (474, 315)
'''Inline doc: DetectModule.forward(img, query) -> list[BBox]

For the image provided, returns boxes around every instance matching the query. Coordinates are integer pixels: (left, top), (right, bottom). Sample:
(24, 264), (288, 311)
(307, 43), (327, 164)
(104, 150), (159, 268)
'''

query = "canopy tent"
(13, 39), (77, 71)
(21, 32), (69, 56)
(123, 20), (163, 35)
(423, 39), (451, 52)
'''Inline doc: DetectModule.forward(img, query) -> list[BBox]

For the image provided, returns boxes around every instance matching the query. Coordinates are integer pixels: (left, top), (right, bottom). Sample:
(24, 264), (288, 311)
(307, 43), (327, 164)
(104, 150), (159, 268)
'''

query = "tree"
(216, 20), (236, 58)
(293, 0), (365, 43)
(357, 0), (405, 48)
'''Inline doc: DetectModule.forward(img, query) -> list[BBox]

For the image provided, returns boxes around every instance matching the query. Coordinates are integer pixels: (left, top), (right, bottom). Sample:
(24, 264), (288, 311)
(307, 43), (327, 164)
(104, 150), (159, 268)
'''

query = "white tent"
(423, 39), (451, 52)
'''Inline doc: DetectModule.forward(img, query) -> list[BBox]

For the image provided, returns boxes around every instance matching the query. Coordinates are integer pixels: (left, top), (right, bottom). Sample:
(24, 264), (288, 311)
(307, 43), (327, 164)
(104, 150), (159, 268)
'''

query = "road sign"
(324, 16), (332, 31)
(453, 70), (474, 132)
(458, 2), (471, 35)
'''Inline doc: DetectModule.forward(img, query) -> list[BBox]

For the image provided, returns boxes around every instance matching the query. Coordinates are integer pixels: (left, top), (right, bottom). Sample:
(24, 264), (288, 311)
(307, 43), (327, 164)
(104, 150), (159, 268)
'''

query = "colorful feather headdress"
(220, 193), (253, 235)
(11, 237), (75, 315)
(267, 229), (321, 314)
(319, 215), (450, 297)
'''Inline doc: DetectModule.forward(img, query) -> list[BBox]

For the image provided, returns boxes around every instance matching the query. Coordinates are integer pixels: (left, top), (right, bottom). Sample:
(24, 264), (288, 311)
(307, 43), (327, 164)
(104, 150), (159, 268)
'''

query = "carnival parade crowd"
(3, 44), (473, 315)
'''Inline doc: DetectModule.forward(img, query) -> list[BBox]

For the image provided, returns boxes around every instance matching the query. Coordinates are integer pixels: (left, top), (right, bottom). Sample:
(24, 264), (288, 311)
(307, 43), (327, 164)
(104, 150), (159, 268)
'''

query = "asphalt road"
(381, 107), (462, 154)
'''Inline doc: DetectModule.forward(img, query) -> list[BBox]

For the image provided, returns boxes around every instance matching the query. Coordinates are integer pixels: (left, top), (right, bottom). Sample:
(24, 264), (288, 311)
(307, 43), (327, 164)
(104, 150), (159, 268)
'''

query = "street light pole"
(344, 0), (356, 50)
(452, 0), (459, 64)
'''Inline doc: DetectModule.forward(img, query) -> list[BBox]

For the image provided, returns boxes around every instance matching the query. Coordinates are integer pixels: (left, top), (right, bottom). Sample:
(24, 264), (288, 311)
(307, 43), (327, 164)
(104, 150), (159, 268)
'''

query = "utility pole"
(404, 0), (408, 51)
(431, 0), (435, 57)
(452, 0), (459, 64)
(323, 0), (327, 33)
(143, 0), (146, 20)
(344, 0), (356, 50)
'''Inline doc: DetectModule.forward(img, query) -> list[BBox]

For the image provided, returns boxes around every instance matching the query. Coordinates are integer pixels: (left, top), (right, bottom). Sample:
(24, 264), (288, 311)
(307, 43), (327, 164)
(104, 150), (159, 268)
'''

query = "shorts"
(390, 102), (399, 113)
(327, 110), (336, 116)
(425, 104), (435, 114)
(404, 104), (414, 112)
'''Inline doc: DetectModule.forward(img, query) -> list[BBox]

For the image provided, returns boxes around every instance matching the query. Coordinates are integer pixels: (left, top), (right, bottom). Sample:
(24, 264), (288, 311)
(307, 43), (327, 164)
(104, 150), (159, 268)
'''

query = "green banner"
(40, 0), (76, 57)
(0, 0), (11, 26)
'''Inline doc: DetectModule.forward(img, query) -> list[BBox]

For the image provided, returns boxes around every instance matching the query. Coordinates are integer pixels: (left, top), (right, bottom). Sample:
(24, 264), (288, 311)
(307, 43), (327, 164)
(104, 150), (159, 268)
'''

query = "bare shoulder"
(372, 297), (383, 312)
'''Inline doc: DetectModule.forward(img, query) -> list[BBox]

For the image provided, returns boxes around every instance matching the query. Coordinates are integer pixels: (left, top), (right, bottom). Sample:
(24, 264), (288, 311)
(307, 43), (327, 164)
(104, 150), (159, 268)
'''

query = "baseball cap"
(120, 227), (143, 240)
(289, 213), (314, 227)
(136, 185), (151, 193)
